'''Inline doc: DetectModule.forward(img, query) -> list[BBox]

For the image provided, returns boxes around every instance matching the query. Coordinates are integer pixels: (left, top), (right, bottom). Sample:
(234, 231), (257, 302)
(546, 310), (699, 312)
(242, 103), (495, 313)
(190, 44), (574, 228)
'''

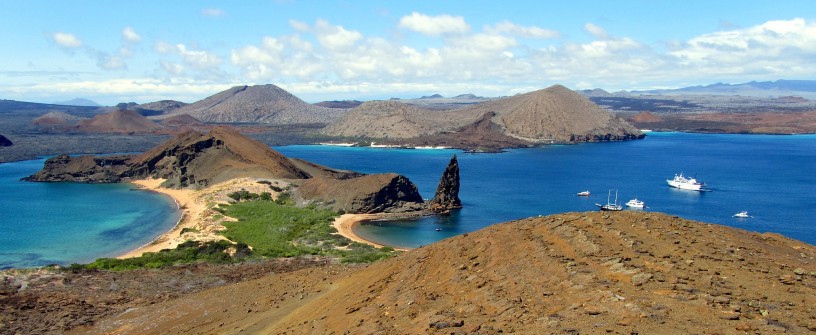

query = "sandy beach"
(118, 178), (218, 258)
(119, 177), (403, 258)
(331, 214), (387, 248)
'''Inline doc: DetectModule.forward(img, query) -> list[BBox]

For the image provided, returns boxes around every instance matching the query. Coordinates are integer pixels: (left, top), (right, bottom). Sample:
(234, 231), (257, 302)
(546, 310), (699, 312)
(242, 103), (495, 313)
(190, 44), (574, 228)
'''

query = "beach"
(331, 214), (388, 248)
(118, 178), (219, 258)
(119, 178), (400, 258)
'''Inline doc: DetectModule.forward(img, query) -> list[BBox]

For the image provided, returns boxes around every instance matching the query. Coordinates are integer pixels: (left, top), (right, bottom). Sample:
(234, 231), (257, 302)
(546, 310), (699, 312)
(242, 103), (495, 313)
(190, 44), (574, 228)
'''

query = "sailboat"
(596, 189), (623, 211)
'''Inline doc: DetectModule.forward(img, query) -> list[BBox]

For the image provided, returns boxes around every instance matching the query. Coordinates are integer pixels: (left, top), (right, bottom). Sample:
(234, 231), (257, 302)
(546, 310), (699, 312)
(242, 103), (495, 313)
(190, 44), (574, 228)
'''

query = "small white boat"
(596, 190), (623, 211)
(626, 198), (644, 208)
(733, 211), (750, 218)
(667, 173), (705, 191)
(576, 190), (591, 196)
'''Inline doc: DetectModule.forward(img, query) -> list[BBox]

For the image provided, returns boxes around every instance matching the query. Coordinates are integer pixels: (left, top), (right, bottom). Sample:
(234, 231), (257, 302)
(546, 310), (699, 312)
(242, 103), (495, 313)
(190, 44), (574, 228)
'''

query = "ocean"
(276, 132), (816, 248)
(0, 132), (814, 268)
(0, 158), (180, 269)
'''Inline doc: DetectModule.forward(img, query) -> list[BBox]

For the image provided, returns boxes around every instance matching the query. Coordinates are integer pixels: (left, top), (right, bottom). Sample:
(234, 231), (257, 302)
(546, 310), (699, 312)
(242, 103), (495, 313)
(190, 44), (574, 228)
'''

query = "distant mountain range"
(627, 80), (816, 98)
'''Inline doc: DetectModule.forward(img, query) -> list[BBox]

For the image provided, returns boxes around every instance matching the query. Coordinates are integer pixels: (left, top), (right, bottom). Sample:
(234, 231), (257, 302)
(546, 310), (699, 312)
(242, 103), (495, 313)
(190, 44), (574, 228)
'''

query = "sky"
(1, 0), (815, 105)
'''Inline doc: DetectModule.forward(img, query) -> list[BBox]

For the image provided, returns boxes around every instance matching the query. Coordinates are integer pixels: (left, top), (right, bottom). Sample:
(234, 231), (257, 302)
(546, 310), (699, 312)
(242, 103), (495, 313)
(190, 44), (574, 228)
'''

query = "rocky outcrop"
(428, 155), (462, 214)
(23, 154), (131, 183)
(297, 174), (424, 214)
(24, 126), (430, 214)
(0, 134), (11, 146)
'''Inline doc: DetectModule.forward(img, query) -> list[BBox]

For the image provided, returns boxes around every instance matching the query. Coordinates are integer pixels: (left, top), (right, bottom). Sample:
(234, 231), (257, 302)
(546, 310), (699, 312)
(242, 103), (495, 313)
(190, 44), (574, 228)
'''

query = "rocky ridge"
(23, 126), (433, 214)
(57, 211), (816, 334)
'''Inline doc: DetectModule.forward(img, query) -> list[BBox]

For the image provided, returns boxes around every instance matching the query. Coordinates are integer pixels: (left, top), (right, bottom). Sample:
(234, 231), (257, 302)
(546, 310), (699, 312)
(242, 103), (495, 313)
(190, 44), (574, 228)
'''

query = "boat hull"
(666, 180), (703, 191)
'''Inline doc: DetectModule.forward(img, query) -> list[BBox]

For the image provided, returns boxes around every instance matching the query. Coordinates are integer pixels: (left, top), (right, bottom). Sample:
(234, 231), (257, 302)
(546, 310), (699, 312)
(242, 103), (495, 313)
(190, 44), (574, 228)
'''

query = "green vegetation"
(70, 240), (250, 271)
(72, 192), (396, 271)
(220, 200), (395, 263)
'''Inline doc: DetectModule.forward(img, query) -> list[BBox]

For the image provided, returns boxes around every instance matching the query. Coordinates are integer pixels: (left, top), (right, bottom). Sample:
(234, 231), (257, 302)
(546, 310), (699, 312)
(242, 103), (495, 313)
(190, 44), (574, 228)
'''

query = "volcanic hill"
(74, 109), (163, 134)
(31, 111), (86, 128)
(161, 84), (346, 124)
(323, 100), (480, 139)
(323, 85), (643, 146)
(24, 126), (429, 214)
(62, 211), (816, 334)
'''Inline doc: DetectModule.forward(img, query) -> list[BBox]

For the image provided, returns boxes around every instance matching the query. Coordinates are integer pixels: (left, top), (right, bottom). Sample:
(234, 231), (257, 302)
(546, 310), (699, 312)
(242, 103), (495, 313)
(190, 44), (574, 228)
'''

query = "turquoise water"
(276, 132), (816, 248)
(0, 158), (181, 269)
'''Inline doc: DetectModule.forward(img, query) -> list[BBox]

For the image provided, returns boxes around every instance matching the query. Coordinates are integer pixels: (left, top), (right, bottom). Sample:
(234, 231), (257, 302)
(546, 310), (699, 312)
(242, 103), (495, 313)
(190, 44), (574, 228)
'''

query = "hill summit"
(75, 110), (163, 134)
(24, 126), (434, 214)
(323, 85), (643, 146)
(163, 84), (346, 124)
(72, 211), (816, 334)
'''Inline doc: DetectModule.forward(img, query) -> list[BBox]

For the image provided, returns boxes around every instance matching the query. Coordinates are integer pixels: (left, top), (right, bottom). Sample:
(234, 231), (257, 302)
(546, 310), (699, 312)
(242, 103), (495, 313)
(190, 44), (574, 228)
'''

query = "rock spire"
(428, 154), (462, 214)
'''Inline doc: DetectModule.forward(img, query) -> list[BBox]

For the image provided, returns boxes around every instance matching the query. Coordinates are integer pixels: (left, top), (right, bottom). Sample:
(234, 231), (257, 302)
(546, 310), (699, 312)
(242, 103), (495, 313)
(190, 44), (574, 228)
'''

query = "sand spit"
(119, 177), (289, 258)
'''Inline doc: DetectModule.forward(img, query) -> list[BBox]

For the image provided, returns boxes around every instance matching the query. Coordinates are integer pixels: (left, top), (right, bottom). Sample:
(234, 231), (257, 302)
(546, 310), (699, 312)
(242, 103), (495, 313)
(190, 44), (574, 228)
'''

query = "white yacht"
(667, 173), (705, 191)
(596, 190), (623, 211)
(733, 211), (750, 218)
(626, 198), (645, 209)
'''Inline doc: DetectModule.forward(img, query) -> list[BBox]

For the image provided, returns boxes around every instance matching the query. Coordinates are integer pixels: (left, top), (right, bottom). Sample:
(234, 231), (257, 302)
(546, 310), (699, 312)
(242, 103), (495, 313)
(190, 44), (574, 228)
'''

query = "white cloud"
(122, 27), (141, 43)
(485, 21), (559, 39)
(313, 19), (362, 51)
(584, 23), (609, 40)
(154, 41), (175, 54)
(18, 17), (816, 104)
(399, 12), (470, 36)
(50, 32), (83, 48)
(175, 44), (222, 69)
(201, 8), (226, 17)
(160, 61), (184, 75)
(289, 19), (310, 32)
(96, 53), (126, 70)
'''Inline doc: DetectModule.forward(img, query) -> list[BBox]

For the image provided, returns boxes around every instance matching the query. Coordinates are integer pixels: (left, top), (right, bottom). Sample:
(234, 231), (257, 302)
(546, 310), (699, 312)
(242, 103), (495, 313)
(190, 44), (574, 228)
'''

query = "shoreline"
(120, 177), (416, 259)
(118, 178), (215, 258)
(331, 213), (420, 251)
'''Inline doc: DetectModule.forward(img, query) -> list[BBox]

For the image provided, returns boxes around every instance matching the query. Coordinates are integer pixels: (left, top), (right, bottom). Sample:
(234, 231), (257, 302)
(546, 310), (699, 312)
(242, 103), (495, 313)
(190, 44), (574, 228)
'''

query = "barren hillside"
(322, 100), (478, 139)
(71, 211), (815, 334)
(466, 85), (642, 142)
(162, 84), (346, 124)
(322, 85), (642, 144)
(75, 110), (163, 134)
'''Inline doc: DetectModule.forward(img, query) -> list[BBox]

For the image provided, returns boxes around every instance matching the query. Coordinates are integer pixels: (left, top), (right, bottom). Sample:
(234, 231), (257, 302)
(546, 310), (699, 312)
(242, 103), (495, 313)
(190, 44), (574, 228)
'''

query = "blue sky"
(1, 0), (814, 105)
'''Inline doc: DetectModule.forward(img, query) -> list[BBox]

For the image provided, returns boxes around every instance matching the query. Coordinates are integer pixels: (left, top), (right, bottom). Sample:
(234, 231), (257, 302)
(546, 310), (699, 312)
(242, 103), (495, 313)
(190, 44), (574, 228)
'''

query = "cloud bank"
(18, 15), (816, 104)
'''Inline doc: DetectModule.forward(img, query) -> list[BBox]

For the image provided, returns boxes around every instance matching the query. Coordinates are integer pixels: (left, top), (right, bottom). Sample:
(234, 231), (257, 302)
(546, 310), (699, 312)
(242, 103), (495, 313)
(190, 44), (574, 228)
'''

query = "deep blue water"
(276, 132), (816, 248)
(0, 158), (181, 269)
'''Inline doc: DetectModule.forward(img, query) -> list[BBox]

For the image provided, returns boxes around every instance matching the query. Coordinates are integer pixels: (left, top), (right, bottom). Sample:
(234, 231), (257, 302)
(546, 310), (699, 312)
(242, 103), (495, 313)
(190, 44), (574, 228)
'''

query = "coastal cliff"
(23, 126), (433, 214)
